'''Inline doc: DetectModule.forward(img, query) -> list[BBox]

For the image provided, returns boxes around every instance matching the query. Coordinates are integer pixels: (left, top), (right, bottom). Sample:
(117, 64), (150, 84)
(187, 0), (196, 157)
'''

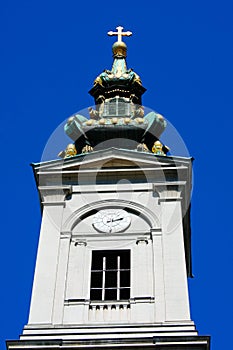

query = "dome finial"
(108, 26), (132, 58)
(107, 26), (132, 42)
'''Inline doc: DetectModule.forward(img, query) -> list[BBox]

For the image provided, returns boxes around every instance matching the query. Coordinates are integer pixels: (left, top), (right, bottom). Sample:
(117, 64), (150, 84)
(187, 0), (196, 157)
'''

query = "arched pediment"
(62, 199), (160, 232)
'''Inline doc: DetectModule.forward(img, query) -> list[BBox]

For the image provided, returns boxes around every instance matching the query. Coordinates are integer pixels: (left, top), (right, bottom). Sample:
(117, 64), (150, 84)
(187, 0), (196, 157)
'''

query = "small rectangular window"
(90, 250), (130, 301)
(103, 98), (130, 117)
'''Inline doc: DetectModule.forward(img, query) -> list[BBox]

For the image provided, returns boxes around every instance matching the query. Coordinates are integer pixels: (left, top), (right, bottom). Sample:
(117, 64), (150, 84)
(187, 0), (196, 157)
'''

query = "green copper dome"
(61, 27), (168, 158)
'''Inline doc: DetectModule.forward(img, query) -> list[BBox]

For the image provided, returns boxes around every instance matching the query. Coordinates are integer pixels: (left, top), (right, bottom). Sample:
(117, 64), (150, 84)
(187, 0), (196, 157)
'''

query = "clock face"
(92, 209), (131, 233)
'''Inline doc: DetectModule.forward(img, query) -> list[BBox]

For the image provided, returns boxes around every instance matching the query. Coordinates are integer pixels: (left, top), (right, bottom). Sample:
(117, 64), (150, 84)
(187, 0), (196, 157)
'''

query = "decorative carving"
(93, 76), (103, 87)
(136, 237), (149, 245)
(152, 140), (165, 156)
(88, 107), (99, 120)
(82, 145), (93, 153)
(132, 103), (144, 117)
(136, 143), (149, 152)
(58, 143), (77, 159)
(74, 240), (87, 247)
(65, 144), (77, 158)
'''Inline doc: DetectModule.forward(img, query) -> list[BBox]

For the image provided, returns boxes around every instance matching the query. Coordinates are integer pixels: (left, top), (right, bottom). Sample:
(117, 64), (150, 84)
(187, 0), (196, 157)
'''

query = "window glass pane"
(106, 254), (117, 270)
(105, 289), (117, 301)
(120, 251), (130, 269)
(105, 271), (117, 287)
(120, 288), (130, 300)
(120, 271), (130, 287)
(91, 272), (102, 288)
(91, 251), (103, 270)
(118, 102), (127, 116)
(90, 289), (102, 301)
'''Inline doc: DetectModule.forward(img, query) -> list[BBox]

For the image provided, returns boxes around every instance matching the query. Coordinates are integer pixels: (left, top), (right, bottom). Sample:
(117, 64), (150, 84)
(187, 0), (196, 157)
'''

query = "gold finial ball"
(157, 113), (164, 121)
(112, 41), (127, 57)
(67, 116), (75, 125)
(111, 117), (118, 124)
(86, 119), (95, 126)
(135, 117), (145, 124)
(124, 117), (131, 124)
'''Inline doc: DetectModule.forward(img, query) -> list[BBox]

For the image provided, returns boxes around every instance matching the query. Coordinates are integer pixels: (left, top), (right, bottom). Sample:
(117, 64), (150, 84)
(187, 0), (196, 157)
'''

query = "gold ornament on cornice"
(152, 141), (165, 156)
(82, 145), (93, 153)
(137, 143), (149, 153)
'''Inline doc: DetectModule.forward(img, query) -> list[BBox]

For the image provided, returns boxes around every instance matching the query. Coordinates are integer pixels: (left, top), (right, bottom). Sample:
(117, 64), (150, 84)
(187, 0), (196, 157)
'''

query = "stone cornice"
(39, 185), (72, 204)
(32, 148), (192, 170)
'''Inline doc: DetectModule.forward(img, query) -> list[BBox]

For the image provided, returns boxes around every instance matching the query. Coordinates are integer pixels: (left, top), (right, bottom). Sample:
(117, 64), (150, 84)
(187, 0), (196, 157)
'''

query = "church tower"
(7, 27), (210, 350)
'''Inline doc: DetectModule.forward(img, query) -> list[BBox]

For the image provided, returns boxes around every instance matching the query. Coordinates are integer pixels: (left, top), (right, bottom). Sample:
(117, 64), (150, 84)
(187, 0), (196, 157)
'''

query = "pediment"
(32, 148), (192, 175)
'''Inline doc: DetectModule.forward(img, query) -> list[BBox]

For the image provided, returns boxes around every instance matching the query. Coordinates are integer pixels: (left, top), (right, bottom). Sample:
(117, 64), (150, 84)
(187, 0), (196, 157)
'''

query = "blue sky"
(1, 1), (232, 349)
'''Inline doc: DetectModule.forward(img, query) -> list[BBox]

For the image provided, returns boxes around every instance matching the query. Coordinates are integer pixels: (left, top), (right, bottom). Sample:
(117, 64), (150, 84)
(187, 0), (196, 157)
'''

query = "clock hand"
(106, 218), (113, 223)
(112, 217), (124, 222)
(106, 217), (124, 223)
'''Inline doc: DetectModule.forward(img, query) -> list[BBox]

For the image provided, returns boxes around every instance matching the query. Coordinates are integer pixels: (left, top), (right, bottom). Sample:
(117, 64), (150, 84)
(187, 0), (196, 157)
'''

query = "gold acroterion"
(82, 145), (93, 154)
(65, 144), (77, 158)
(108, 26), (132, 42)
(152, 141), (165, 156)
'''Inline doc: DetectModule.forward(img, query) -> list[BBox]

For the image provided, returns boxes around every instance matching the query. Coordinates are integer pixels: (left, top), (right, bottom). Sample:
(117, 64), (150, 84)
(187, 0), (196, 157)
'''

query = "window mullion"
(116, 97), (119, 116)
(117, 255), (120, 300)
(102, 256), (106, 301)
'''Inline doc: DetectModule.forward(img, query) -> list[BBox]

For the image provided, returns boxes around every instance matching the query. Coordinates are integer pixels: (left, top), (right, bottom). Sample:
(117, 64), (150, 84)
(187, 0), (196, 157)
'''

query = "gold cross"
(108, 26), (132, 42)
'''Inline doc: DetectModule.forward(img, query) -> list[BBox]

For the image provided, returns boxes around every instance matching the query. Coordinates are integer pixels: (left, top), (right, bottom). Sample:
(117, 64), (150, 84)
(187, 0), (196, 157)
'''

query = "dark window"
(90, 250), (130, 301)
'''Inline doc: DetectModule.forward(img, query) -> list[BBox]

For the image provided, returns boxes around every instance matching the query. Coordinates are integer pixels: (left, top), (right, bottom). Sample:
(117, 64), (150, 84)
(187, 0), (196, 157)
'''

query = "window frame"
(90, 250), (130, 302)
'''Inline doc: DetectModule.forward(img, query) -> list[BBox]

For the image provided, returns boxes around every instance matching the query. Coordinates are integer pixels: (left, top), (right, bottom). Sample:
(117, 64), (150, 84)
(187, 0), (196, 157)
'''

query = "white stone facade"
(6, 149), (210, 349)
